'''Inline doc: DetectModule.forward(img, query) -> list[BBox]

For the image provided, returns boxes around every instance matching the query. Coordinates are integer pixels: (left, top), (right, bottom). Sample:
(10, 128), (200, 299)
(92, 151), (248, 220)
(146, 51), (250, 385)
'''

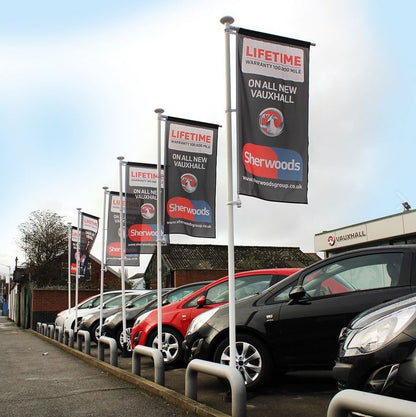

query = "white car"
(55, 290), (149, 330)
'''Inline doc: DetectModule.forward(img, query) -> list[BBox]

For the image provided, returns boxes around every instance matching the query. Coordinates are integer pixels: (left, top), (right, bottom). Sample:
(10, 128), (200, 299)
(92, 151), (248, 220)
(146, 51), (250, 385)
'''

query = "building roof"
(146, 244), (320, 275)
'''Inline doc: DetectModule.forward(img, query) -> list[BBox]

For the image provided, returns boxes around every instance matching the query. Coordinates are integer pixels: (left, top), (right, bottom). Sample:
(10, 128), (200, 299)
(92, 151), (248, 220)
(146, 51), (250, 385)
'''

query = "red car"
(131, 268), (300, 365)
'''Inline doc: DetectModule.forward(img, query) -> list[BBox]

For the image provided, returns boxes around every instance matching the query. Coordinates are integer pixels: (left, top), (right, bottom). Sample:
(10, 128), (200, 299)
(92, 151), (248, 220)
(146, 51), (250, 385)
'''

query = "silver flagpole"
(221, 15), (237, 369)
(155, 108), (164, 352)
(99, 186), (108, 339)
(67, 222), (72, 315)
(75, 208), (81, 333)
(117, 156), (128, 355)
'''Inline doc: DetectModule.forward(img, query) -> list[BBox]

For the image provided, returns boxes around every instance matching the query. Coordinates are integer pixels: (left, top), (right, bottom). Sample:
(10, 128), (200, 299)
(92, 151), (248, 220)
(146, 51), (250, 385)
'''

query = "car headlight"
(344, 305), (416, 356)
(186, 307), (219, 336)
(133, 311), (152, 328)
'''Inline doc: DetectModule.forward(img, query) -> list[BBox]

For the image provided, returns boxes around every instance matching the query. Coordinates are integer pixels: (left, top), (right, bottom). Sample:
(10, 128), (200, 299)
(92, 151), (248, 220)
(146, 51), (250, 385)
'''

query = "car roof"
(160, 268), (301, 310)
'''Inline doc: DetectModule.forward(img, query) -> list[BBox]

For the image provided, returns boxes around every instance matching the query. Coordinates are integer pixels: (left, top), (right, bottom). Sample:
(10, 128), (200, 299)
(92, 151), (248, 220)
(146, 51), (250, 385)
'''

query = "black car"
(334, 292), (416, 400)
(78, 291), (158, 343)
(183, 245), (416, 390)
(102, 281), (211, 350)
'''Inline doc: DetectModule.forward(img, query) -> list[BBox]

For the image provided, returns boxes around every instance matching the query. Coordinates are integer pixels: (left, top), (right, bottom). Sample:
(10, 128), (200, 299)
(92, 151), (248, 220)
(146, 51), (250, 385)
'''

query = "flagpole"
(117, 156), (128, 355)
(67, 222), (72, 315)
(75, 208), (81, 333)
(155, 108), (164, 352)
(99, 186), (108, 339)
(221, 15), (237, 369)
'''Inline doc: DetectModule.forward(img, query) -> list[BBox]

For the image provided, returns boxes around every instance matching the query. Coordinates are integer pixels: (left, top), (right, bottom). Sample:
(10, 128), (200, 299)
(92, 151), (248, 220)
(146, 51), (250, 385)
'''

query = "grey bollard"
(77, 330), (91, 355)
(185, 359), (246, 417)
(327, 389), (416, 417)
(47, 324), (55, 338)
(97, 336), (118, 367)
(132, 345), (165, 386)
(54, 326), (63, 343)
(64, 329), (74, 348)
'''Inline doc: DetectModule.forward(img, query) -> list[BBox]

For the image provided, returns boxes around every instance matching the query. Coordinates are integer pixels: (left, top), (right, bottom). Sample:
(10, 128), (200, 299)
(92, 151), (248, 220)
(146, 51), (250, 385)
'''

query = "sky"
(1, 0), (416, 277)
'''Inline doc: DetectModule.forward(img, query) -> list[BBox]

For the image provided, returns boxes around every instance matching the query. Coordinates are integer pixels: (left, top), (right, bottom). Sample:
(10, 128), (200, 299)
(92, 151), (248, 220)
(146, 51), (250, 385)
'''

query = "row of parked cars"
(55, 244), (416, 400)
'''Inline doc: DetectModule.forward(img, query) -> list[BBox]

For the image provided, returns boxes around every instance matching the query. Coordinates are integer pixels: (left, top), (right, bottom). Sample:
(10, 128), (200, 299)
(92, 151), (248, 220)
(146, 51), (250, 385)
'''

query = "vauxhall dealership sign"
(236, 28), (311, 203)
(164, 116), (219, 238)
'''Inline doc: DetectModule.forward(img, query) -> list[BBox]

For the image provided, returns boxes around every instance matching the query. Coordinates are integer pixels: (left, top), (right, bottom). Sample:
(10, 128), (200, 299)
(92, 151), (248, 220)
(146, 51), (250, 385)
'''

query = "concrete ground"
(0, 317), (338, 416)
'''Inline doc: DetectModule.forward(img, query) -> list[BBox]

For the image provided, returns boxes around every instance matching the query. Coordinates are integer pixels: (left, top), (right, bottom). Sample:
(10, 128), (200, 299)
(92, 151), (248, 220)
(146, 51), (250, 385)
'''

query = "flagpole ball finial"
(220, 16), (234, 25)
(117, 156), (124, 161)
(154, 108), (164, 114)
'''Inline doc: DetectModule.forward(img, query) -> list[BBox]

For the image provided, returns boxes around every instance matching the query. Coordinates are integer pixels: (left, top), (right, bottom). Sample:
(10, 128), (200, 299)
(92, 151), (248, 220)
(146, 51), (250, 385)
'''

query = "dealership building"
(314, 208), (416, 258)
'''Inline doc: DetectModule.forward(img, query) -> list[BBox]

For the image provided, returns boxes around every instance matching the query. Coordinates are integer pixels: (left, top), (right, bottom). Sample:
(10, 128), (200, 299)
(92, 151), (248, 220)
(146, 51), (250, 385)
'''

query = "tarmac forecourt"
(28, 327), (227, 417)
(2, 317), (336, 417)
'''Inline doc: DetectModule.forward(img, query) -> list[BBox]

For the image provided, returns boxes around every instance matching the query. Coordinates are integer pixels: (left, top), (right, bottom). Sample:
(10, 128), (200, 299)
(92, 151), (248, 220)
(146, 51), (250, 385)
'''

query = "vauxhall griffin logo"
(141, 203), (155, 220)
(328, 234), (336, 247)
(181, 173), (198, 193)
(259, 108), (284, 137)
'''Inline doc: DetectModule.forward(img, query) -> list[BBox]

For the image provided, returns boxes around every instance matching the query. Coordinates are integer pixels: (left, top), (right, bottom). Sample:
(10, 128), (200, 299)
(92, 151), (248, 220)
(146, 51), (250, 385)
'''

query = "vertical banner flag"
(125, 162), (168, 255)
(79, 212), (99, 276)
(106, 191), (140, 266)
(236, 28), (310, 203)
(70, 226), (78, 275)
(164, 117), (219, 238)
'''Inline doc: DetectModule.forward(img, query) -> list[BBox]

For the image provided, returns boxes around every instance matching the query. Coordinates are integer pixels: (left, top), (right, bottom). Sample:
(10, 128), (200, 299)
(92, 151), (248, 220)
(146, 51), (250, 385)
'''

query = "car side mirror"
(288, 286), (306, 304)
(196, 295), (206, 308)
(162, 299), (169, 306)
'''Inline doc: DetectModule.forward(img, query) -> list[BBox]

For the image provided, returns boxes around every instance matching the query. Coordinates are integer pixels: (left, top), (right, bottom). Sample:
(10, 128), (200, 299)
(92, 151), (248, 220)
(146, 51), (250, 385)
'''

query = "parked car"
(59, 290), (150, 331)
(102, 281), (212, 350)
(183, 245), (416, 390)
(131, 268), (300, 366)
(334, 292), (416, 400)
(78, 291), (158, 343)
(54, 290), (135, 329)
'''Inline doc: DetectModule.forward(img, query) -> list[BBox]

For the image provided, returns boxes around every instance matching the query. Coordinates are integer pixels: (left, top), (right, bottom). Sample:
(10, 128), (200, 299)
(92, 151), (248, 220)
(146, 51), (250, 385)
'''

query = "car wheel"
(116, 327), (133, 352)
(90, 321), (100, 343)
(148, 328), (183, 366)
(213, 334), (272, 390)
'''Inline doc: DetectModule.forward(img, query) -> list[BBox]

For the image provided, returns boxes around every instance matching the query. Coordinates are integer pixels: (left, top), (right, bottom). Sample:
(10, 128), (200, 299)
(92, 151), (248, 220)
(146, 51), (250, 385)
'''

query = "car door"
(266, 250), (414, 368)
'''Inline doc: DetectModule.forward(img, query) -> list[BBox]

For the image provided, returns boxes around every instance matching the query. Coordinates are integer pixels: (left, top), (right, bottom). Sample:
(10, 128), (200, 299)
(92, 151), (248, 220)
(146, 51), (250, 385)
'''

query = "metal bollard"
(41, 323), (47, 336)
(185, 359), (246, 417)
(77, 330), (91, 355)
(97, 336), (118, 367)
(327, 389), (416, 417)
(54, 326), (63, 343)
(36, 322), (41, 332)
(47, 324), (55, 338)
(132, 345), (165, 386)
(64, 329), (74, 348)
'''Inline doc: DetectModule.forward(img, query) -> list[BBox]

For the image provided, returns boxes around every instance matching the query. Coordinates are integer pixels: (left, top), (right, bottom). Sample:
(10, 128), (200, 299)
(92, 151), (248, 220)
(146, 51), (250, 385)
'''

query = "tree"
(18, 210), (68, 287)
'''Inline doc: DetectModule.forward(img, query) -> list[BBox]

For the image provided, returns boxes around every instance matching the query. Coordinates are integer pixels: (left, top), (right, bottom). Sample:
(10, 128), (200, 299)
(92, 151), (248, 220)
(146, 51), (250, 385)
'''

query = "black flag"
(164, 117), (219, 238)
(236, 28), (310, 203)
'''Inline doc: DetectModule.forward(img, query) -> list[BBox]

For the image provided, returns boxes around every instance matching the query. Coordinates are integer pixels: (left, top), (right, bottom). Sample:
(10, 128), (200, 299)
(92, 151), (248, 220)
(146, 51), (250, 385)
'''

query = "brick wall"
(31, 289), (99, 329)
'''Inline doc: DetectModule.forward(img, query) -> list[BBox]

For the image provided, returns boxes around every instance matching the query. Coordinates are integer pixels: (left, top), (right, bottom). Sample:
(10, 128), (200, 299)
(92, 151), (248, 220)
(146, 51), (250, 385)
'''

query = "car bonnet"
(349, 292), (416, 330)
